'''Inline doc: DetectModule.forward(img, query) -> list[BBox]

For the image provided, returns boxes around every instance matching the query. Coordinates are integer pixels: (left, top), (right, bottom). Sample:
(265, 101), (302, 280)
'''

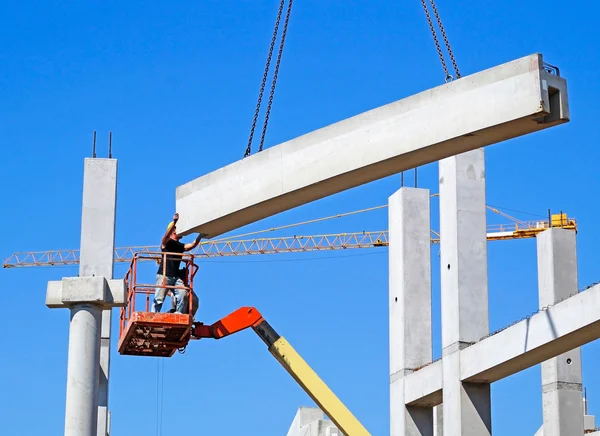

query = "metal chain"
(258, 0), (293, 152)
(427, 0), (460, 79)
(244, 0), (286, 158)
(419, 0), (451, 82)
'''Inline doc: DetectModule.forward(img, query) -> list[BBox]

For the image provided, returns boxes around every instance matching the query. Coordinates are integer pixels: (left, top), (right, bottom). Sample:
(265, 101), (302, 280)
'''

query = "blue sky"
(1, 1), (598, 435)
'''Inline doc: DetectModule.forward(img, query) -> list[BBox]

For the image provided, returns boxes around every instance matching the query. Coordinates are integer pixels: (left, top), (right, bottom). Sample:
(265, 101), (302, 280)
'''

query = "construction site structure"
(9, 31), (589, 436)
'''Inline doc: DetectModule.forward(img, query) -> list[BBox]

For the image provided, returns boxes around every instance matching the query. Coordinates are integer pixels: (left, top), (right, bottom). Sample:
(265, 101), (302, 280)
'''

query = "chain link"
(244, 0), (286, 158)
(419, 0), (450, 81)
(259, 0), (293, 152)
(428, 0), (460, 79)
(419, 0), (459, 82)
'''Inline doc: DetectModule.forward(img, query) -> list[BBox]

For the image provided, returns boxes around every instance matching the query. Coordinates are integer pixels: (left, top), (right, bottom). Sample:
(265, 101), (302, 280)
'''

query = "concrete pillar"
(79, 158), (117, 436)
(439, 149), (491, 436)
(78, 156), (116, 436)
(389, 187), (433, 435)
(47, 158), (118, 436)
(98, 310), (111, 436)
(433, 405), (443, 436)
(537, 228), (584, 436)
(64, 305), (102, 434)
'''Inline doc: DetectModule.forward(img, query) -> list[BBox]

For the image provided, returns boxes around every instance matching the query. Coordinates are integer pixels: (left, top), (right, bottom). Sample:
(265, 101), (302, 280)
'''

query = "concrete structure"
(46, 158), (125, 436)
(286, 407), (343, 436)
(537, 228), (583, 435)
(388, 147), (599, 434)
(439, 149), (491, 435)
(533, 396), (598, 435)
(175, 53), (569, 238)
(401, 281), (600, 407)
(388, 187), (433, 435)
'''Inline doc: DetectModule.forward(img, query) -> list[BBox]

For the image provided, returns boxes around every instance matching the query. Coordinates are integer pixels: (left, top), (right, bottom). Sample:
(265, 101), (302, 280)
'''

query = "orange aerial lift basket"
(118, 251), (199, 357)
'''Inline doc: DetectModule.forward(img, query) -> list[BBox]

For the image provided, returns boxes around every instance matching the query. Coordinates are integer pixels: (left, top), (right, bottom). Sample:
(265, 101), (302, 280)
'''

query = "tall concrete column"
(537, 228), (583, 436)
(64, 304), (102, 434)
(79, 158), (117, 436)
(433, 405), (443, 436)
(389, 187), (433, 436)
(98, 310), (111, 436)
(439, 149), (491, 435)
(46, 157), (121, 436)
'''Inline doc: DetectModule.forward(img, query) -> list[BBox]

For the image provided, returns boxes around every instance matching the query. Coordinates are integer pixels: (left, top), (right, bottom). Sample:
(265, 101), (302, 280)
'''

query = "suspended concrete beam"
(176, 53), (569, 238)
(403, 283), (600, 407)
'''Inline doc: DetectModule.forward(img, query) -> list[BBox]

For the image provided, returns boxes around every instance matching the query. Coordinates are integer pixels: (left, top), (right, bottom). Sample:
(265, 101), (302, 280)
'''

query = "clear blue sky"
(1, 1), (598, 435)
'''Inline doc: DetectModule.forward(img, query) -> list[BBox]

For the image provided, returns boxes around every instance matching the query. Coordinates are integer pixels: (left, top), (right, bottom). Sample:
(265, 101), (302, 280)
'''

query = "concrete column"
(79, 158), (116, 436)
(439, 149), (491, 435)
(64, 305), (102, 434)
(389, 187), (433, 436)
(47, 157), (118, 436)
(537, 228), (583, 436)
(433, 405), (443, 436)
(98, 310), (111, 436)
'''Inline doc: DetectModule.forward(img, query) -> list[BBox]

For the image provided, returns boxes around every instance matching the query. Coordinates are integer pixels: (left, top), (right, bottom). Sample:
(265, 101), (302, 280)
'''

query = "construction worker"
(151, 212), (201, 316)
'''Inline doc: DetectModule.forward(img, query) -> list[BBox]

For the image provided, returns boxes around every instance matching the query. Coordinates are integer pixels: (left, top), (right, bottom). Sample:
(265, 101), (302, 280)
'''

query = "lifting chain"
(259, 0), (293, 153)
(244, 0), (293, 158)
(419, 0), (460, 82)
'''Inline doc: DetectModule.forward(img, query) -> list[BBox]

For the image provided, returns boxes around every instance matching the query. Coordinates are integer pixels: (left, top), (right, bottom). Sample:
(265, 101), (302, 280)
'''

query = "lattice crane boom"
(2, 213), (576, 268)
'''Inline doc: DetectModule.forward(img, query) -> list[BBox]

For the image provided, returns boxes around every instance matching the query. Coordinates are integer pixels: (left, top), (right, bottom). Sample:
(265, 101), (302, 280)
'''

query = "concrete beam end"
(46, 280), (65, 308)
(45, 277), (126, 309)
(62, 276), (107, 304)
(106, 279), (126, 307)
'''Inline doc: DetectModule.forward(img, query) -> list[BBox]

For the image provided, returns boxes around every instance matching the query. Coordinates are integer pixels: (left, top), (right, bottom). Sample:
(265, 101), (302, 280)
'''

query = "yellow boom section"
(269, 336), (371, 436)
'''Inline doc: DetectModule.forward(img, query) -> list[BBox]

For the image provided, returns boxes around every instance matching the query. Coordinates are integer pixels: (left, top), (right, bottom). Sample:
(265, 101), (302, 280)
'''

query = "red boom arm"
(191, 307), (265, 339)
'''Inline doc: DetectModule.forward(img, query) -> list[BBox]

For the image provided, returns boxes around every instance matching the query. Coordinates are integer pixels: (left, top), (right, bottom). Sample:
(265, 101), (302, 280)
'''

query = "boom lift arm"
(191, 307), (371, 436)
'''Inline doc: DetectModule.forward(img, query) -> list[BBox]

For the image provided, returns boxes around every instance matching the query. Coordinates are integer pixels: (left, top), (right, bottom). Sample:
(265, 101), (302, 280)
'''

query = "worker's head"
(167, 221), (182, 241)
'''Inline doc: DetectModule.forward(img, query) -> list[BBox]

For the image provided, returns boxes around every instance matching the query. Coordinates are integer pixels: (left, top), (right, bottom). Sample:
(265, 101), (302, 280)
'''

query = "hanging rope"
(419, 0), (460, 82)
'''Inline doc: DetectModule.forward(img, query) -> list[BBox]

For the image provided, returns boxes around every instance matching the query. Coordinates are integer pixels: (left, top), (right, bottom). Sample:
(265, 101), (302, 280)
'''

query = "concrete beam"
(389, 187), (433, 435)
(404, 360), (443, 407)
(46, 278), (125, 309)
(176, 53), (569, 238)
(403, 284), (600, 407)
(461, 283), (600, 383)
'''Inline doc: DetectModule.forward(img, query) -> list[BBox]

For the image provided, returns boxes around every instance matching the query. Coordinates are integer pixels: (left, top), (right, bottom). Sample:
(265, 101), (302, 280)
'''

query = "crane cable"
(244, 0), (294, 157)
(419, 0), (460, 82)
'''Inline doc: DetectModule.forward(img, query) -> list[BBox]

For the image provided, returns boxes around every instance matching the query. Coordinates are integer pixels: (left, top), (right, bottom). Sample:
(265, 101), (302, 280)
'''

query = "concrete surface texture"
(175, 52), (569, 238)
(286, 407), (343, 436)
(537, 228), (584, 435)
(45, 158), (122, 436)
(439, 149), (491, 436)
(404, 282), (600, 407)
(391, 148), (599, 435)
(388, 187), (433, 435)
(78, 158), (118, 436)
(533, 396), (597, 435)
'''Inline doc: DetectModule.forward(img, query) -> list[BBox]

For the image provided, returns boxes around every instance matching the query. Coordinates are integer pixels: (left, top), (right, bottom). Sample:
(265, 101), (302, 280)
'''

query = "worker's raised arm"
(184, 234), (202, 251)
(161, 213), (179, 248)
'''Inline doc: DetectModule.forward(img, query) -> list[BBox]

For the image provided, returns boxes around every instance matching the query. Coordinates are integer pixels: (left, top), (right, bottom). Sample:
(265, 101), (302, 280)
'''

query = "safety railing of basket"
(119, 251), (198, 334)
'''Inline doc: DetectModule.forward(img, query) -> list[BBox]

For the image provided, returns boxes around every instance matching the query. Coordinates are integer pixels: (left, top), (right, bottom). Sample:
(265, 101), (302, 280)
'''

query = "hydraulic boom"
(192, 307), (371, 436)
